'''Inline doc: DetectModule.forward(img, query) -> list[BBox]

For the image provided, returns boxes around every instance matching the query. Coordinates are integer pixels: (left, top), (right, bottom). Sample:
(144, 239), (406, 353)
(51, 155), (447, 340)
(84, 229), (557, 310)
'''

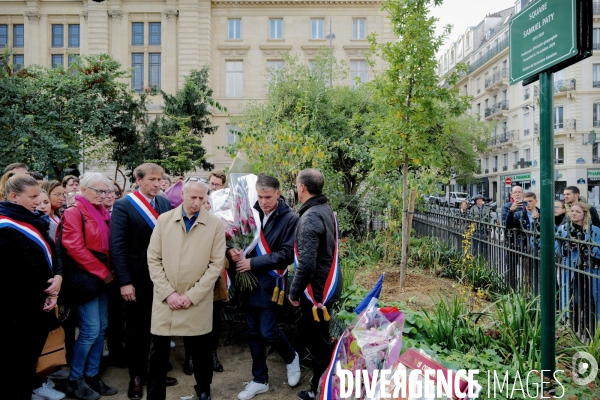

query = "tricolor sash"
(319, 335), (345, 400)
(223, 268), (231, 290)
(255, 229), (287, 305)
(125, 191), (159, 229)
(294, 211), (340, 321)
(0, 215), (53, 271)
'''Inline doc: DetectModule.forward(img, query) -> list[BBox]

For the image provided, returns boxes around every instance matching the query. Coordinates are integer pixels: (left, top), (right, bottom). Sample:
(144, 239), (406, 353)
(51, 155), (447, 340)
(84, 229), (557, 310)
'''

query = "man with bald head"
(289, 169), (342, 400)
(501, 185), (524, 226)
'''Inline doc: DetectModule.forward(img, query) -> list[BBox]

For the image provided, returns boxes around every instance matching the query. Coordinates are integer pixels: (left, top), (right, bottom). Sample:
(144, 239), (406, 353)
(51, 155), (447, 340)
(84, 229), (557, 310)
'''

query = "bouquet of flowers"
(211, 173), (260, 290)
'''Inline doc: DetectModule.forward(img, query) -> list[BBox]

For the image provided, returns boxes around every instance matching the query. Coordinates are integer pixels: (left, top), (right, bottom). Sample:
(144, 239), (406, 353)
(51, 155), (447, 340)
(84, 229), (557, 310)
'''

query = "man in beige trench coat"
(147, 178), (226, 400)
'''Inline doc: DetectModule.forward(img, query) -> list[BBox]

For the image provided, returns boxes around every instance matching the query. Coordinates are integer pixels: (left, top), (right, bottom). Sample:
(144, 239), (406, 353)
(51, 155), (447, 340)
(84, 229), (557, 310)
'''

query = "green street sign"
(509, 0), (578, 85)
(501, 173), (531, 181)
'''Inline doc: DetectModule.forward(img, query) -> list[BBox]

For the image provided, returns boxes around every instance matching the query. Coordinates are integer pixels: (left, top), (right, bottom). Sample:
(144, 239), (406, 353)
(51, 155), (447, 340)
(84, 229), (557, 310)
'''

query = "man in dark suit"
(110, 163), (177, 400)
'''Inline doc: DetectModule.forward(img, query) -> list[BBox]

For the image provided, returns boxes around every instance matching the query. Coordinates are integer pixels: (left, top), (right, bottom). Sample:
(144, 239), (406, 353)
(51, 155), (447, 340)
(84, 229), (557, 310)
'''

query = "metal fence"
(413, 204), (600, 339)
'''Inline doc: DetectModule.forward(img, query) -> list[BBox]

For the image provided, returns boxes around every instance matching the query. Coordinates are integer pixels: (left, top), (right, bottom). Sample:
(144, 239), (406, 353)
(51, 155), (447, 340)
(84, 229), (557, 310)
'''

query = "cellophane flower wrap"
(210, 173), (259, 290)
(317, 299), (405, 400)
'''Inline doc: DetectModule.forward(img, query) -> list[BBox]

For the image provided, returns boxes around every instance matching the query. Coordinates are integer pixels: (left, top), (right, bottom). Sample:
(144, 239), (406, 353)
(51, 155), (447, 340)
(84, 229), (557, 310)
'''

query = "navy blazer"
(244, 198), (298, 308)
(109, 193), (171, 288)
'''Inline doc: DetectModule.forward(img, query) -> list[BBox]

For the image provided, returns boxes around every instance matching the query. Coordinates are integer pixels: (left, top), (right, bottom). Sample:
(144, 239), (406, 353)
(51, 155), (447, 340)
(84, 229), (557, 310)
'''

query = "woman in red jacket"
(61, 172), (117, 400)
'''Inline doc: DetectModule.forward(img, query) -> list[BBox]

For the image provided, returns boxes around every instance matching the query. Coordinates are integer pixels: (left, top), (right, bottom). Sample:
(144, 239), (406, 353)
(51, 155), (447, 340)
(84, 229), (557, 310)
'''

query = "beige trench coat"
(147, 204), (226, 336)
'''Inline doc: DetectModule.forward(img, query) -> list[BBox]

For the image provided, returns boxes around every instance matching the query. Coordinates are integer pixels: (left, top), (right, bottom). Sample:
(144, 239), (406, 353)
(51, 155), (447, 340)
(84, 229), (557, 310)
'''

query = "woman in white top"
(41, 181), (65, 238)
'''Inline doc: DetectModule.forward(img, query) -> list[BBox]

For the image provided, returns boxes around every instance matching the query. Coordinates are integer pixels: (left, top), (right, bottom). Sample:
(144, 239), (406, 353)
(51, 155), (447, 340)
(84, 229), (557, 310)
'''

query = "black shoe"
(67, 378), (101, 400)
(107, 355), (127, 369)
(212, 350), (223, 372)
(197, 393), (211, 400)
(165, 376), (178, 387)
(297, 389), (316, 400)
(127, 376), (143, 400)
(86, 375), (118, 396)
(183, 356), (194, 375)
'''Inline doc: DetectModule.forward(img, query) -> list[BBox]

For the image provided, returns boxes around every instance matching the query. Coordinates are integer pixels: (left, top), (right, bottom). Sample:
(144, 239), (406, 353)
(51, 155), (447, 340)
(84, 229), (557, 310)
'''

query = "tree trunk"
(400, 155), (409, 288)
(407, 189), (417, 230)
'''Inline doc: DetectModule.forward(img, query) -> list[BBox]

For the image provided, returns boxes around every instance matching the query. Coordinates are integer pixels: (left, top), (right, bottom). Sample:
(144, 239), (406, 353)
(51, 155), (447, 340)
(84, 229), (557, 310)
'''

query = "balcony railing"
(554, 79), (576, 93)
(566, 119), (577, 131)
(502, 166), (508, 171)
(534, 123), (539, 135)
(485, 68), (508, 91)
(468, 37), (509, 73)
(594, 120), (600, 128)
(594, 156), (600, 164)
(524, 128), (530, 136)
(554, 158), (564, 165)
(488, 130), (515, 146)
(555, 121), (564, 130)
(594, 81), (600, 88)
(493, 167), (498, 172)
(595, 2), (600, 14)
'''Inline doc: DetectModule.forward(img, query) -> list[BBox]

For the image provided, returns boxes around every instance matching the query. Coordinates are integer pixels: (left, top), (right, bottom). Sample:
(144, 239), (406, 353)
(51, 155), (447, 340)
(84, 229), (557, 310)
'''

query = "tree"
(0, 52), (148, 177)
(142, 67), (224, 176)
(368, 0), (489, 287)
(229, 52), (379, 234)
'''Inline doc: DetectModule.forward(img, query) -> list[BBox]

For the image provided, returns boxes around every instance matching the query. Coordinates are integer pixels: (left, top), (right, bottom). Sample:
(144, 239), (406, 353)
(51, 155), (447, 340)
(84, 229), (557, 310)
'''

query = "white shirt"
(138, 190), (155, 204)
(262, 210), (274, 229)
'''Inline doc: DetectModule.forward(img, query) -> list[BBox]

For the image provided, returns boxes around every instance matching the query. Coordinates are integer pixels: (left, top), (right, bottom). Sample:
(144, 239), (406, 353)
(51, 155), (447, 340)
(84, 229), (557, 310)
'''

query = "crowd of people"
(2, 161), (341, 400)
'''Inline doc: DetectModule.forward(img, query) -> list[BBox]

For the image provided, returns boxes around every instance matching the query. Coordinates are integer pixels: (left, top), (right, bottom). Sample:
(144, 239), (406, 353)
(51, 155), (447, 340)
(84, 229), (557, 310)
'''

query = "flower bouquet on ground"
(211, 173), (260, 290)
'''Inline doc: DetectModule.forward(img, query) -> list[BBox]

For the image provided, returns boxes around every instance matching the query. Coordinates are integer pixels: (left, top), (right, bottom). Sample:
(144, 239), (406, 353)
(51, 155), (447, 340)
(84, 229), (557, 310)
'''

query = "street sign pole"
(539, 70), (555, 378)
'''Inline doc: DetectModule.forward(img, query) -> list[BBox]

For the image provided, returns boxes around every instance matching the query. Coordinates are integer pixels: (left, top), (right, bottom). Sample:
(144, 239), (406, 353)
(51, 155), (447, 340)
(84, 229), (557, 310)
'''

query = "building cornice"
(213, 0), (379, 5)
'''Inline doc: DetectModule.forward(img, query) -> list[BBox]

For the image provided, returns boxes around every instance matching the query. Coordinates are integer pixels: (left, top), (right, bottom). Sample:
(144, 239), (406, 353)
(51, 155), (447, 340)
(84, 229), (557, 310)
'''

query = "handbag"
(36, 326), (67, 376)
(57, 208), (107, 305)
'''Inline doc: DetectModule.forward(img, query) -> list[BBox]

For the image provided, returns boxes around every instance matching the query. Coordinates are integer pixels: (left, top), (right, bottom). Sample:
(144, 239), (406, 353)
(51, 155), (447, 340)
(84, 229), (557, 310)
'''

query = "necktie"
(150, 198), (157, 211)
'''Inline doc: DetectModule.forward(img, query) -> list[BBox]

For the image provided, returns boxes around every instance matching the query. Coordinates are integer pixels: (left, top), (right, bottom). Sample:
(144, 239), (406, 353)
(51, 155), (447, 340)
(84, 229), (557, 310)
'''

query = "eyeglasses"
(87, 187), (111, 196)
(210, 182), (223, 188)
(554, 206), (564, 209)
(114, 191), (121, 197)
(52, 192), (66, 198)
(185, 177), (208, 184)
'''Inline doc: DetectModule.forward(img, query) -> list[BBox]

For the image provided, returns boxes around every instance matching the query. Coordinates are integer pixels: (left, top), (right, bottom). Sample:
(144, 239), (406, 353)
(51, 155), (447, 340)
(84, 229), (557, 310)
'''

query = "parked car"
(448, 192), (469, 208)
(431, 193), (447, 206)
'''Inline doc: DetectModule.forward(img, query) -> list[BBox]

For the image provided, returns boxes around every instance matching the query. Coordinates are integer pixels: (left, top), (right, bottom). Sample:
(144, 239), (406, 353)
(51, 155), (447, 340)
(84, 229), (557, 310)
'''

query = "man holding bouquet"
(229, 174), (301, 400)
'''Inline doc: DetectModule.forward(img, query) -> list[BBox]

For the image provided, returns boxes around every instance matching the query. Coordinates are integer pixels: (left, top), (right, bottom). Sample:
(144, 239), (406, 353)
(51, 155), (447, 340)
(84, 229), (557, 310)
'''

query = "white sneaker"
(286, 352), (301, 387)
(238, 381), (269, 400)
(170, 340), (176, 349)
(46, 378), (55, 388)
(32, 383), (65, 400)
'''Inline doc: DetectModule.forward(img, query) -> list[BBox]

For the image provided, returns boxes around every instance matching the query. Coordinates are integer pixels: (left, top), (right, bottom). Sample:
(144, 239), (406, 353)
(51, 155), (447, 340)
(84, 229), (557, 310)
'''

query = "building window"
(513, 151), (519, 166)
(68, 54), (79, 74)
(266, 60), (285, 85)
(228, 19), (241, 40)
(476, 103), (481, 119)
(226, 61), (243, 98)
(148, 53), (161, 89)
(594, 28), (600, 49)
(525, 148), (531, 161)
(226, 124), (240, 145)
(524, 112), (531, 136)
(0, 25), (8, 48)
(269, 19), (283, 40)
(524, 87), (530, 100)
(466, 32), (471, 48)
(494, 156), (498, 169)
(68, 24), (80, 48)
(554, 147), (564, 164)
(350, 60), (368, 87)
(13, 24), (24, 48)
(352, 19), (366, 39)
(594, 64), (600, 88)
(132, 53), (144, 92)
(132, 23), (144, 46)
(149, 23), (161, 46)
(52, 25), (64, 48)
(13, 54), (24, 71)
(594, 103), (600, 128)
(554, 106), (563, 130)
(503, 153), (508, 168)
(311, 18), (324, 39)
(51, 54), (64, 69)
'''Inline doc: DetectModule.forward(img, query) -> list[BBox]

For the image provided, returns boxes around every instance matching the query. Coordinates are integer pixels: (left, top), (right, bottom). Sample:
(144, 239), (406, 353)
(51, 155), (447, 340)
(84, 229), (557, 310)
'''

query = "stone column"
(162, 8), (178, 94)
(86, 0), (109, 54)
(108, 8), (123, 63)
(24, 10), (41, 65)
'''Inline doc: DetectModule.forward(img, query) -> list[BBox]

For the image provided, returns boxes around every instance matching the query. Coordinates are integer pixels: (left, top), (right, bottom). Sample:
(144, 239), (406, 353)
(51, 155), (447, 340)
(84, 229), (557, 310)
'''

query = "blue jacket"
(245, 197), (298, 308)
(555, 223), (600, 269)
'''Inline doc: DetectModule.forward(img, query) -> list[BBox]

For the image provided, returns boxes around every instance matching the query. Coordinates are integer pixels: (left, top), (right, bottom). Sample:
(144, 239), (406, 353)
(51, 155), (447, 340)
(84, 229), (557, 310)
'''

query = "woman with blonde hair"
(60, 172), (117, 399)
(0, 170), (17, 201)
(1, 174), (64, 399)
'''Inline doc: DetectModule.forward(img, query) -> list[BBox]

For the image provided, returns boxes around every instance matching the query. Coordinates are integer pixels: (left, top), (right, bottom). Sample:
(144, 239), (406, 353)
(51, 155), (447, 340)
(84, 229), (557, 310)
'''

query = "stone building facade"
(0, 0), (392, 177)
(438, 1), (600, 207)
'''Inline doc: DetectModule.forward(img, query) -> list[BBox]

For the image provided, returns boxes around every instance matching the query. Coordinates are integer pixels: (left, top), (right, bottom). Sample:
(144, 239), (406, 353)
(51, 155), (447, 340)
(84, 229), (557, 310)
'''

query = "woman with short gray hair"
(60, 172), (118, 399)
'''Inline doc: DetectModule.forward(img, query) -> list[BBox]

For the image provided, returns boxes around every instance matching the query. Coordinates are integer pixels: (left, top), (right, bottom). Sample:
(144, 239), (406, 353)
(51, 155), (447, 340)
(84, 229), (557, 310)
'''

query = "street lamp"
(325, 18), (335, 87)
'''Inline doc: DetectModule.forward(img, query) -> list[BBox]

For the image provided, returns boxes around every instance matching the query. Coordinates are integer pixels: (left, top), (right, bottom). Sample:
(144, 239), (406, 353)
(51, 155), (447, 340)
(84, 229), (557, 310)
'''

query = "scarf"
(75, 195), (111, 251)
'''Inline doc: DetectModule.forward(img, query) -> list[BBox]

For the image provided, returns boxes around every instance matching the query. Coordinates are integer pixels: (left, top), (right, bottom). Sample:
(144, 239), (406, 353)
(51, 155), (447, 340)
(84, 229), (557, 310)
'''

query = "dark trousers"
(61, 306), (78, 365)
(106, 283), (126, 359)
(185, 301), (222, 360)
(148, 334), (213, 400)
(10, 317), (49, 399)
(124, 283), (153, 378)
(300, 299), (333, 393)
(246, 305), (295, 384)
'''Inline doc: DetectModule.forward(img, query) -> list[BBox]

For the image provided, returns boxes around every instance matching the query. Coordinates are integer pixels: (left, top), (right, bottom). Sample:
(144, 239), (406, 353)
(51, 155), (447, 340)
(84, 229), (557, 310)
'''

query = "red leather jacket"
(59, 200), (110, 280)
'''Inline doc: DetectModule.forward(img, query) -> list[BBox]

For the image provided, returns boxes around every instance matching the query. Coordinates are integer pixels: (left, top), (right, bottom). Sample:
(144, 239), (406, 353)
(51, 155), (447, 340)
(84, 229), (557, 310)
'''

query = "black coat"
(0, 202), (61, 327)
(244, 198), (298, 308)
(289, 195), (342, 305)
(109, 194), (171, 288)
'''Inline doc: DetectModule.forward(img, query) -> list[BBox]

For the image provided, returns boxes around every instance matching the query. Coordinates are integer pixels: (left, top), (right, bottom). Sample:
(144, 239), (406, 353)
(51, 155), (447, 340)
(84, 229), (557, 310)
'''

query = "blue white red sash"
(319, 335), (345, 400)
(223, 268), (231, 290)
(125, 191), (159, 229)
(0, 215), (53, 271)
(255, 229), (287, 292)
(293, 211), (340, 321)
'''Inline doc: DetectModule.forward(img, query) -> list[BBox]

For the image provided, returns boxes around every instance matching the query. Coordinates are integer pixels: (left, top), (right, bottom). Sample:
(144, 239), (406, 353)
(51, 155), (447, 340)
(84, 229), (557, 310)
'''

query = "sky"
(431, 0), (517, 55)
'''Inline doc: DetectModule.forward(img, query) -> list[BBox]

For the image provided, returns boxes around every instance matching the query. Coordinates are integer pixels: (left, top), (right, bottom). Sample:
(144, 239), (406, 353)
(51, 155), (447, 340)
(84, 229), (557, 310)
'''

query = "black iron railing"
(414, 205), (600, 338)
(468, 37), (509, 73)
